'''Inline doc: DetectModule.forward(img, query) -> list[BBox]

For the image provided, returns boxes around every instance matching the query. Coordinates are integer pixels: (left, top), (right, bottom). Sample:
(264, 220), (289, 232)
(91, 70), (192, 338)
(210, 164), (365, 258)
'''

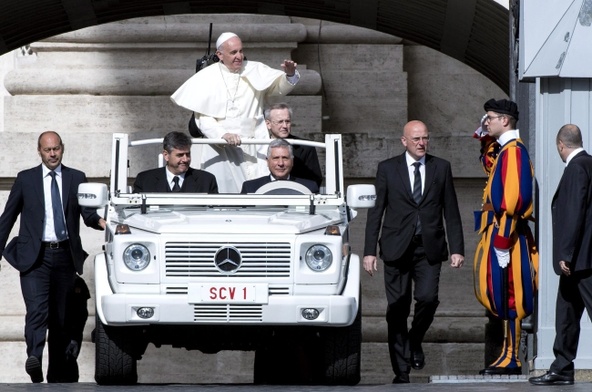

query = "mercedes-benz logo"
(214, 246), (242, 274)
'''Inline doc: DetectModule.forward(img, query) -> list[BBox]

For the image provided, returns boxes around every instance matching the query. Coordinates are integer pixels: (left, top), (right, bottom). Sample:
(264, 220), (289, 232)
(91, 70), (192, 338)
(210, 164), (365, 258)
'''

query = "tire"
(254, 331), (322, 385)
(320, 304), (362, 385)
(253, 345), (272, 384)
(253, 336), (298, 384)
(94, 314), (138, 385)
(255, 304), (362, 386)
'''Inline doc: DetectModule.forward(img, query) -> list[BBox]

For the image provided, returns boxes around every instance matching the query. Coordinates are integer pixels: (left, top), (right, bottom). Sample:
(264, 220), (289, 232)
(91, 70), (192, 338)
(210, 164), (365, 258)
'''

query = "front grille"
(193, 304), (263, 322)
(165, 242), (291, 278)
(165, 286), (189, 295)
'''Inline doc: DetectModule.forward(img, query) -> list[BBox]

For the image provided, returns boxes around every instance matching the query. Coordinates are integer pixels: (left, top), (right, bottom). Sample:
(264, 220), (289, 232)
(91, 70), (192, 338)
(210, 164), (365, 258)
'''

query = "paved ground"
(0, 378), (591, 391)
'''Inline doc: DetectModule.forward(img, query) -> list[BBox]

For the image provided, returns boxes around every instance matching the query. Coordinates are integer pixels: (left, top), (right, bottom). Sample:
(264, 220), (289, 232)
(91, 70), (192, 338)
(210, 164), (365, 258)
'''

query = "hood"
(121, 207), (342, 235)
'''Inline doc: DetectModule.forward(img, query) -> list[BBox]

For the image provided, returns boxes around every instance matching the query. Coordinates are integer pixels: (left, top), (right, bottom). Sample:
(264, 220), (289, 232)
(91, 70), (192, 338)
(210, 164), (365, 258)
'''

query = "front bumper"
(95, 253), (360, 327)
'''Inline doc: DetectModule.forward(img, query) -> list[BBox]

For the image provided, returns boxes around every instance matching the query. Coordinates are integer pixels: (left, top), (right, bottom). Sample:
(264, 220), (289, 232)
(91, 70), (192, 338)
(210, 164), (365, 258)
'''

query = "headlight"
(305, 244), (333, 272)
(123, 244), (151, 271)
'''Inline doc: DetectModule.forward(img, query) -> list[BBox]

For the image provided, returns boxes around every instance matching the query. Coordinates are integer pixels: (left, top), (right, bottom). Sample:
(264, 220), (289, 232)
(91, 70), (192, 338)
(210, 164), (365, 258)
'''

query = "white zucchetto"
(216, 32), (238, 50)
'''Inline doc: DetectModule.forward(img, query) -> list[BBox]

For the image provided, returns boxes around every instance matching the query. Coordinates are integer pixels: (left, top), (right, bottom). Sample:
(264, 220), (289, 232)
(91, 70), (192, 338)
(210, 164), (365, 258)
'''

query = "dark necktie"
(172, 176), (181, 192)
(49, 171), (67, 241)
(413, 162), (422, 234)
(413, 162), (422, 203)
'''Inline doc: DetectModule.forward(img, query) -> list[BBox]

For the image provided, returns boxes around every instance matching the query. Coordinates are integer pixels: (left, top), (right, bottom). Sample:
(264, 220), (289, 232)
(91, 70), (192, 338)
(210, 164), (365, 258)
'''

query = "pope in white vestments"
(170, 32), (300, 193)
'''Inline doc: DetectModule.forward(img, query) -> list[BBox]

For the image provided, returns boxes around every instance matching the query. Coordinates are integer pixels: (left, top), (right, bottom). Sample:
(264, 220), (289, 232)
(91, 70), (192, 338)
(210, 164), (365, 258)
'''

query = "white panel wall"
(535, 77), (592, 369)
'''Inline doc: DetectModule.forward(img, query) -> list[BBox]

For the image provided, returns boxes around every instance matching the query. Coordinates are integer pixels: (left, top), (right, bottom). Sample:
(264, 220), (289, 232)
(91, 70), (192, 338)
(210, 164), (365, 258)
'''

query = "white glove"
(494, 247), (510, 268)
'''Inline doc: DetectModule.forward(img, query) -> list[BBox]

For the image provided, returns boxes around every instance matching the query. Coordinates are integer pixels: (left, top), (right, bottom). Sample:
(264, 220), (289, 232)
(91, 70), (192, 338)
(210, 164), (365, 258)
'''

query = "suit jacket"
(240, 175), (319, 194)
(552, 150), (592, 274)
(0, 164), (103, 274)
(287, 135), (323, 187)
(364, 153), (464, 263)
(133, 167), (218, 193)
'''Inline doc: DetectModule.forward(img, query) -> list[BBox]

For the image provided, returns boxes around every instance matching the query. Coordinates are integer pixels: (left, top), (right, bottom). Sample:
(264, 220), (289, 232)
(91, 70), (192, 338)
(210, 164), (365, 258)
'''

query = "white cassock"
(171, 61), (299, 193)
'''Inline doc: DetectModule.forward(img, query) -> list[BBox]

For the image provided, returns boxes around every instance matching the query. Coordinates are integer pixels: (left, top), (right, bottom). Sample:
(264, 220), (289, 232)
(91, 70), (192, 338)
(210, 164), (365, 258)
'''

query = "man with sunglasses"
(475, 99), (538, 376)
(363, 120), (465, 383)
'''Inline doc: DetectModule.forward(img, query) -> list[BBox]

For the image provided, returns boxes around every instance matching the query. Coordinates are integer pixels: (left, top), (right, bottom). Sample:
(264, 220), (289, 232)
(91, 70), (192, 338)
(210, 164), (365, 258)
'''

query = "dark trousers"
(20, 246), (77, 382)
(384, 242), (442, 376)
(550, 270), (592, 374)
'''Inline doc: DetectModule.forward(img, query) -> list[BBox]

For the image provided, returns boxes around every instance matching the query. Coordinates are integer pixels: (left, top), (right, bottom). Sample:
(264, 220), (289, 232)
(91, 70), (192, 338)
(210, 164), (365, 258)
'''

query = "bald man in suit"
(363, 120), (464, 384)
(133, 131), (218, 194)
(530, 124), (592, 386)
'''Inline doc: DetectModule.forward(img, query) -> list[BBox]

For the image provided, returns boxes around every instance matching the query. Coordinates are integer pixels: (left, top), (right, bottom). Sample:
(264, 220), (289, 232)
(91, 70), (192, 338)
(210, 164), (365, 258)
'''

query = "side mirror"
(347, 184), (376, 208)
(78, 183), (109, 208)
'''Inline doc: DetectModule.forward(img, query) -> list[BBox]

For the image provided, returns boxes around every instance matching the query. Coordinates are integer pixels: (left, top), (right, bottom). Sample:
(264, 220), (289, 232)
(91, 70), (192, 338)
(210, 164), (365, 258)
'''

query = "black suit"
(133, 167), (218, 193)
(287, 135), (323, 187)
(240, 175), (319, 194)
(549, 150), (592, 374)
(364, 153), (464, 378)
(0, 164), (103, 382)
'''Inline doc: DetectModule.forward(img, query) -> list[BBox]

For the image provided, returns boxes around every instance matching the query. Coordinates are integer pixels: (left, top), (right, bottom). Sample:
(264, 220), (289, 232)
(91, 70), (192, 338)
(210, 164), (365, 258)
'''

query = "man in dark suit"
(241, 138), (319, 194)
(0, 131), (106, 383)
(363, 120), (464, 384)
(264, 103), (323, 187)
(133, 131), (218, 193)
(529, 124), (592, 386)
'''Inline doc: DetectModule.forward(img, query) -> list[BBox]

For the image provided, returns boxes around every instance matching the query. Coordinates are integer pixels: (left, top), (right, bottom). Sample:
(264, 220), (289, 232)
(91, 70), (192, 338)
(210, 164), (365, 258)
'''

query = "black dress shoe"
(392, 374), (410, 384)
(411, 348), (425, 370)
(529, 371), (574, 385)
(479, 366), (522, 375)
(25, 356), (43, 383)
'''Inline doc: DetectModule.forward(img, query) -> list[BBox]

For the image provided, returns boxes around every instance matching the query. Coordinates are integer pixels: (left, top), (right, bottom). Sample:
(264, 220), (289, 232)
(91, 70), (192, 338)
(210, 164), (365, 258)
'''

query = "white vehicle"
(79, 133), (376, 385)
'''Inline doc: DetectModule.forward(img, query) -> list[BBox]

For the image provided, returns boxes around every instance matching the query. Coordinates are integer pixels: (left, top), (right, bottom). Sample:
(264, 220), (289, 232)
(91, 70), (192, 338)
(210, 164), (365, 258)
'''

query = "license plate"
(188, 283), (268, 304)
